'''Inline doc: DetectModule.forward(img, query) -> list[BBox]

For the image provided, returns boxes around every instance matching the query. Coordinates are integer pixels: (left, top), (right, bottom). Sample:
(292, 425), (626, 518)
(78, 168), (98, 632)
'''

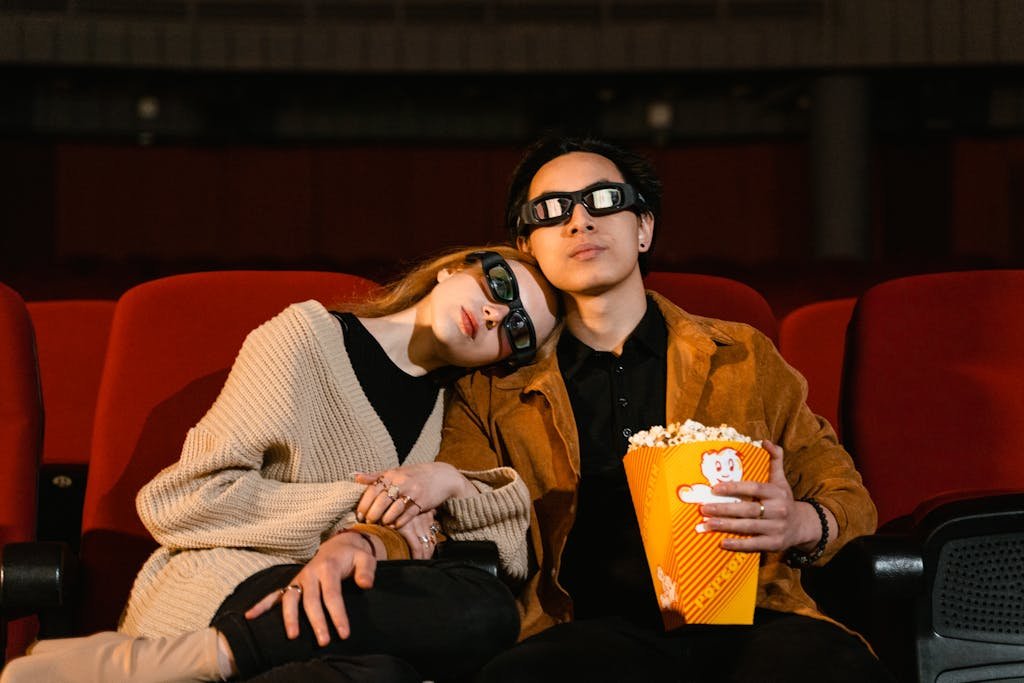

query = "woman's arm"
(353, 375), (531, 580)
(136, 306), (371, 561)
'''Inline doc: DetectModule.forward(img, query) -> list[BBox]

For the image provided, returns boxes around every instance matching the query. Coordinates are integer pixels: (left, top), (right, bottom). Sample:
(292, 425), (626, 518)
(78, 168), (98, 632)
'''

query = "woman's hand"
(697, 440), (836, 554)
(354, 462), (477, 528)
(243, 530), (378, 646)
(396, 509), (442, 560)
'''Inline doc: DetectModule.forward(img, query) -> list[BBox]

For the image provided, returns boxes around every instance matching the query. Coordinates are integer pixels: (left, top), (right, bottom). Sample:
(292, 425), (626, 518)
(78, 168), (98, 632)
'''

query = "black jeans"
(211, 559), (519, 682)
(475, 609), (897, 683)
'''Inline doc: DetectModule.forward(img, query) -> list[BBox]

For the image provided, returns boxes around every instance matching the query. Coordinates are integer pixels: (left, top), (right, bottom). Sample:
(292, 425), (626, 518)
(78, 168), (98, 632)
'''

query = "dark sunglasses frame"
(518, 181), (645, 230)
(463, 250), (538, 368)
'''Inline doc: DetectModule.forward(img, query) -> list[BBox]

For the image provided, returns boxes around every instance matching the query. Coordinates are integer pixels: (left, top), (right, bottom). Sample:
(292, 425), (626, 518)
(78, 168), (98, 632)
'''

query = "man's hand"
(697, 440), (836, 554)
(396, 509), (441, 560)
(243, 530), (378, 645)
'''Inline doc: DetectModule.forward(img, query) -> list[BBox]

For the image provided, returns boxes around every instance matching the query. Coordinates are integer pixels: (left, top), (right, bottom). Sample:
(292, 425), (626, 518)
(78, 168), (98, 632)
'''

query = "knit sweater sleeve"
(136, 304), (375, 562)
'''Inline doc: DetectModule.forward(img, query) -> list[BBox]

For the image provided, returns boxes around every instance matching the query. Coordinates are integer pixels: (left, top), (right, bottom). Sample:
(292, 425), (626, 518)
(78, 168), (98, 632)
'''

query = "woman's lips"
(460, 307), (479, 339)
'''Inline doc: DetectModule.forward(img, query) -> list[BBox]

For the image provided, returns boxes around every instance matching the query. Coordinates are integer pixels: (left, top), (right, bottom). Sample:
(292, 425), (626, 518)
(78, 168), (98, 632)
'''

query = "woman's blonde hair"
(340, 244), (550, 320)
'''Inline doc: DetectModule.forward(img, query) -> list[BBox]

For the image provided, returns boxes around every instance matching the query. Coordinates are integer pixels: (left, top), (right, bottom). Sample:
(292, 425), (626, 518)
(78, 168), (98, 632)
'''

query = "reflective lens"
(519, 181), (642, 229)
(485, 264), (516, 302)
(504, 310), (532, 350)
(589, 186), (623, 210)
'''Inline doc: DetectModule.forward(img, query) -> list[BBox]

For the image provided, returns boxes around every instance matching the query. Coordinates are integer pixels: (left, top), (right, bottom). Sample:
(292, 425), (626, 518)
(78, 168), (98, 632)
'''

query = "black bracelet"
(784, 497), (829, 568)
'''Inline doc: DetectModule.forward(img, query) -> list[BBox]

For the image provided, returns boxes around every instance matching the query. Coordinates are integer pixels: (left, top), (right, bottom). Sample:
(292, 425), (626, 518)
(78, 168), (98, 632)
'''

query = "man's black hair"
(505, 135), (663, 275)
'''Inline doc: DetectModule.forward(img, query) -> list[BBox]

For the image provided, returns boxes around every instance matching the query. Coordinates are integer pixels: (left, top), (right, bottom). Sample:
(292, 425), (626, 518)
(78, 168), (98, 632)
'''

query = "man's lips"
(569, 243), (605, 259)
(460, 307), (479, 339)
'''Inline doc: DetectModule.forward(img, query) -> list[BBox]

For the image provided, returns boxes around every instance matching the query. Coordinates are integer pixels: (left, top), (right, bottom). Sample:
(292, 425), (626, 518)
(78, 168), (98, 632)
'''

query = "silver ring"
(280, 584), (302, 597)
(418, 534), (431, 548)
(429, 522), (441, 536)
(757, 502), (766, 519)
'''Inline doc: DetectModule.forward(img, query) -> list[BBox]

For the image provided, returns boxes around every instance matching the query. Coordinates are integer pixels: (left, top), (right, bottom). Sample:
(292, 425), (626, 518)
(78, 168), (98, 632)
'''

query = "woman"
(2, 246), (560, 683)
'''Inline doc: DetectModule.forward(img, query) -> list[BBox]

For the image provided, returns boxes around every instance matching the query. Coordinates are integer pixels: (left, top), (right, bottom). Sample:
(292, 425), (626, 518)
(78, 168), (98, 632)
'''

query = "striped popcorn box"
(624, 423), (769, 628)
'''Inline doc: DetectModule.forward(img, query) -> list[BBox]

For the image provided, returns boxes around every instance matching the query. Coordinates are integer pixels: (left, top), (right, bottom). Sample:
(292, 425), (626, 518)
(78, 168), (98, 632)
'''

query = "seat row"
(1, 269), (1022, 682)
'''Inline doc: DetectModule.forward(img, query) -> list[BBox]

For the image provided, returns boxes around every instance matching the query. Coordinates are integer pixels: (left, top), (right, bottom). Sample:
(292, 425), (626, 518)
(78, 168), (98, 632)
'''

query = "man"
(437, 136), (893, 681)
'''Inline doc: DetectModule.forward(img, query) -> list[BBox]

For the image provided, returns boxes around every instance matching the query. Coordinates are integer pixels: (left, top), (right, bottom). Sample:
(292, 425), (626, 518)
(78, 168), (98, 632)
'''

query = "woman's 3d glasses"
(463, 250), (538, 368)
(518, 181), (645, 231)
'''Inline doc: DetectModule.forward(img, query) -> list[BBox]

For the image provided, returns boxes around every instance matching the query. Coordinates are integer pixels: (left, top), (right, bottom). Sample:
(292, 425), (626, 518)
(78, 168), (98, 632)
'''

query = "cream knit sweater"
(120, 300), (531, 638)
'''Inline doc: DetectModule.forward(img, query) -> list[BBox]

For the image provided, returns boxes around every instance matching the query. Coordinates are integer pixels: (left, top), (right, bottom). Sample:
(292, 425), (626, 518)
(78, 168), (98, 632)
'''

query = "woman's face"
(429, 259), (558, 368)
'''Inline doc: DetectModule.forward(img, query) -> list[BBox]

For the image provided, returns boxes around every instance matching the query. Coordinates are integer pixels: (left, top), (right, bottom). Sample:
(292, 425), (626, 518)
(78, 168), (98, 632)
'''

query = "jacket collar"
(493, 290), (737, 398)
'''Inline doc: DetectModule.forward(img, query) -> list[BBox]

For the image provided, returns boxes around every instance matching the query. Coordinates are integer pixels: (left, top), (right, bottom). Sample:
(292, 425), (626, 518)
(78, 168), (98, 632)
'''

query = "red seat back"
(0, 283), (41, 547)
(644, 271), (778, 342)
(842, 271), (1024, 526)
(0, 282), (43, 660)
(28, 301), (116, 466)
(77, 271), (377, 633)
(778, 298), (856, 436)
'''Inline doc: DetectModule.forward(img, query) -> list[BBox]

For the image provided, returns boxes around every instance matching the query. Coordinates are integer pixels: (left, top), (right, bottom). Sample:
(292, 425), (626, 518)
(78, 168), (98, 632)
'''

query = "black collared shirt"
(557, 296), (668, 627)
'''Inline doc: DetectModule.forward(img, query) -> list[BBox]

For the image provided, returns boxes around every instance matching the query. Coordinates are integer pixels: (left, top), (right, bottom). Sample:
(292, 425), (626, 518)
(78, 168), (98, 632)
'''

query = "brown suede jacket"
(437, 292), (877, 641)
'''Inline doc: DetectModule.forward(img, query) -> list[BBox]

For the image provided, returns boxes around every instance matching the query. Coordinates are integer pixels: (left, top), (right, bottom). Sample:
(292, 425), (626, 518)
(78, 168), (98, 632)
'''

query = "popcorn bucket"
(623, 439), (770, 628)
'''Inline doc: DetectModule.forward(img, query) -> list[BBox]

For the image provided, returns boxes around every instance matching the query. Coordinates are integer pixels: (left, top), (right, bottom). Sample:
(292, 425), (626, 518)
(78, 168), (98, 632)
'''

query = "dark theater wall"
(3, 136), (1023, 310)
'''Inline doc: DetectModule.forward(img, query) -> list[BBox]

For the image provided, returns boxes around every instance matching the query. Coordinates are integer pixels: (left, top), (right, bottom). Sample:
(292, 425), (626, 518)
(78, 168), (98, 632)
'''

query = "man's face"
(518, 152), (653, 297)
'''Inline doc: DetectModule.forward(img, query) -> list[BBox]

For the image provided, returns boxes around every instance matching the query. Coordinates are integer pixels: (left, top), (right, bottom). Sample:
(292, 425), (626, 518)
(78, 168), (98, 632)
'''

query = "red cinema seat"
(0, 283), (43, 663)
(28, 301), (116, 550)
(29, 301), (116, 468)
(7, 271), (373, 638)
(644, 271), (778, 343)
(843, 271), (1024, 526)
(835, 270), (1024, 683)
(778, 298), (856, 437)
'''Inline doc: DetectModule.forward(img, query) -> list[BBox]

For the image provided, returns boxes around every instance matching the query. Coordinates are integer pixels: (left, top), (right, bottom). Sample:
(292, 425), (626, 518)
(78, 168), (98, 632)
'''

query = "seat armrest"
(1, 541), (76, 617)
(806, 534), (924, 615)
(803, 534), (924, 682)
(433, 540), (499, 577)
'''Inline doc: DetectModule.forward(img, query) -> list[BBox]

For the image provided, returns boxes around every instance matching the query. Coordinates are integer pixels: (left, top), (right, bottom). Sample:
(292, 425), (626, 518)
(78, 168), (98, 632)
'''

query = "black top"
(332, 311), (441, 463)
(557, 297), (668, 628)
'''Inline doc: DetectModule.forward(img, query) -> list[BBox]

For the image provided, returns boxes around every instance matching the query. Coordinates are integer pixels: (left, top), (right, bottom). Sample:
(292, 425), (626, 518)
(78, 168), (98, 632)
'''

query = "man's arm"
(756, 332), (878, 562)
(435, 375), (531, 581)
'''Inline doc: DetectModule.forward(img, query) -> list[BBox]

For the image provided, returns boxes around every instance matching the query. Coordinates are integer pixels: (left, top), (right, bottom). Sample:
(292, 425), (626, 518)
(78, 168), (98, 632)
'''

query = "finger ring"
(419, 534), (431, 549)
(758, 502), (766, 519)
(387, 484), (402, 499)
(429, 522), (441, 535)
(280, 584), (302, 597)
(400, 494), (417, 508)
(374, 477), (389, 489)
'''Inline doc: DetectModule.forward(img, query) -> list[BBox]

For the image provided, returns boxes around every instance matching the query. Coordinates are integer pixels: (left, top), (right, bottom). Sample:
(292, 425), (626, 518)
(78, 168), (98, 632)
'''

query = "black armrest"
(434, 540), (500, 577)
(1, 541), (77, 639)
(803, 535), (924, 682)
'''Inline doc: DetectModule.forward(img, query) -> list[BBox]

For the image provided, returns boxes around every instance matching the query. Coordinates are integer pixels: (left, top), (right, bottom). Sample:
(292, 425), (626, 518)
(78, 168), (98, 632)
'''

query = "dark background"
(2, 1), (1023, 316)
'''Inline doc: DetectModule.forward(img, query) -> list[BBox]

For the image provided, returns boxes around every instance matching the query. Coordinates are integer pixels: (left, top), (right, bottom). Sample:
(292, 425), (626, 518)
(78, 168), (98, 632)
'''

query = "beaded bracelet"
(784, 497), (829, 568)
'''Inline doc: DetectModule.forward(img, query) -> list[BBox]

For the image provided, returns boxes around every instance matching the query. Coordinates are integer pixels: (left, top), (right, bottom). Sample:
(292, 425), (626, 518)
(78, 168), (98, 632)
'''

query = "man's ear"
(516, 235), (532, 254)
(638, 213), (655, 253)
(436, 268), (453, 283)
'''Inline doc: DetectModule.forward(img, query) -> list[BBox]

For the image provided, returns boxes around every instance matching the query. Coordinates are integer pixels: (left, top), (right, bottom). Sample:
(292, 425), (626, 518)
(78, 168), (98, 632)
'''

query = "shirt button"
(622, 428), (632, 437)
(618, 397), (629, 408)
(615, 365), (624, 374)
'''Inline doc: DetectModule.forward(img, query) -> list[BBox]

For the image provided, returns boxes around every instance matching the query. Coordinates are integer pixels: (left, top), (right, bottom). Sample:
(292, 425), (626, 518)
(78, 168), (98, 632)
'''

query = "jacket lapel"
(651, 292), (732, 424)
